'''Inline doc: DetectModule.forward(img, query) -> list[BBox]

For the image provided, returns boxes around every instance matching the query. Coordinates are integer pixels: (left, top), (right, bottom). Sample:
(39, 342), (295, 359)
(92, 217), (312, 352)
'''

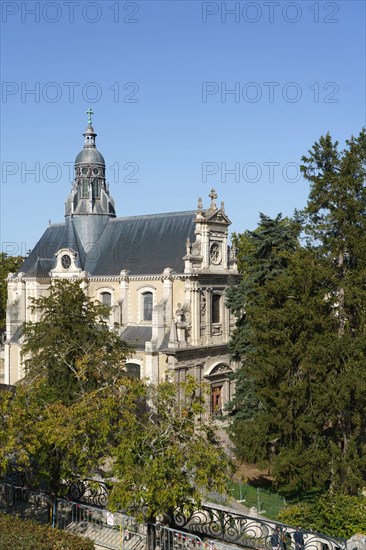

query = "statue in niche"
(164, 370), (174, 383)
(191, 241), (201, 256)
(175, 303), (185, 323)
(183, 304), (191, 325)
(175, 303), (191, 325)
(201, 295), (206, 317)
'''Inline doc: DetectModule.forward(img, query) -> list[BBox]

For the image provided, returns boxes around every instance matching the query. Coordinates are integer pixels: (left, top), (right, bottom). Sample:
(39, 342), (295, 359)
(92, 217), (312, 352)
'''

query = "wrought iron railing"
(0, 479), (348, 550)
(54, 498), (147, 550)
(67, 477), (109, 507)
(172, 503), (347, 550)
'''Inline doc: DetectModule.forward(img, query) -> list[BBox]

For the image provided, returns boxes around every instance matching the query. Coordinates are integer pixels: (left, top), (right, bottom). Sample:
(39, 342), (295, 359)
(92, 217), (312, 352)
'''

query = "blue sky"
(1, 0), (365, 256)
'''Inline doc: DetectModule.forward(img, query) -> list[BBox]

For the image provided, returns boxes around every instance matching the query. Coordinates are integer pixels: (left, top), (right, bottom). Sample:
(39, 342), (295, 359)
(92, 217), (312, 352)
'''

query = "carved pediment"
(204, 209), (231, 225)
(207, 363), (233, 376)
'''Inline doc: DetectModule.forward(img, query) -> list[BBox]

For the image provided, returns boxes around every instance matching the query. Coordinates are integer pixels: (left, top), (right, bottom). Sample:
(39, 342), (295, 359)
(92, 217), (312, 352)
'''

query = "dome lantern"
(65, 111), (116, 221)
(74, 108), (105, 165)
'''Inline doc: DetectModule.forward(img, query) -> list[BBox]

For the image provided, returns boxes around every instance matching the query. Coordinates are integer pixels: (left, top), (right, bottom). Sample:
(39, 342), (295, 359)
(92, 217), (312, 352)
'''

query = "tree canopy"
(21, 278), (132, 405)
(278, 493), (366, 539)
(1, 279), (233, 523)
(1, 279), (135, 494)
(109, 377), (233, 523)
(227, 129), (366, 497)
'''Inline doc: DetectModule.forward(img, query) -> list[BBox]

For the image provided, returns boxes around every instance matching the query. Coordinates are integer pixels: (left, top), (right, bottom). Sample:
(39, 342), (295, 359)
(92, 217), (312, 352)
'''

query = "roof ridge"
(113, 211), (196, 221)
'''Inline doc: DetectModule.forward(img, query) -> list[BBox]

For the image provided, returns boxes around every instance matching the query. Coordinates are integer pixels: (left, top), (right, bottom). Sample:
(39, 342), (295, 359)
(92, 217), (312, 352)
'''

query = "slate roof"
(75, 148), (105, 165)
(18, 211), (196, 277)
(121, 326), (152, 349)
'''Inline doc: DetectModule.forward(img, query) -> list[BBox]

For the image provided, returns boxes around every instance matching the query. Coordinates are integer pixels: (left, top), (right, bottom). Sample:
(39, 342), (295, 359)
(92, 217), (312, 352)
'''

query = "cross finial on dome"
(86, 108), (94, 126)
(209, 188), (218, 208)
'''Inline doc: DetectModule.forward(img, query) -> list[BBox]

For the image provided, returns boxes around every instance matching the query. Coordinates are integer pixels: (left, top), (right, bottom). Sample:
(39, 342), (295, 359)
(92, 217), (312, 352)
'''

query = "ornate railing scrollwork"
(67, 478), (109, 507)
(172, 504), (347, 550)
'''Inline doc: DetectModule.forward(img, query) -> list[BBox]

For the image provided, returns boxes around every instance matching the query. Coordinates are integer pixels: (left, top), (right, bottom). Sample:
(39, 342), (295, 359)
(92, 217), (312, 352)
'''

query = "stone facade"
(4, 116), (239, 414)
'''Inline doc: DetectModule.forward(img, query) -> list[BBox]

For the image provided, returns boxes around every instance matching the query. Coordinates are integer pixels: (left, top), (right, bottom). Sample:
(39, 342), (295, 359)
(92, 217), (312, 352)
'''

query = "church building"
(4, 113), (239, 415)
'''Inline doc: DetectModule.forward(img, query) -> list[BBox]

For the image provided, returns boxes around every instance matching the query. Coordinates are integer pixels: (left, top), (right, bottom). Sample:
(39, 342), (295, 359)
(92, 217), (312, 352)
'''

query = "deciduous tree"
(21, 279), (132, 405)
(1, 279), (233, 529)
(278, 493), (366, 538)
(0, 279), (134, 495)
(109, 377), (234, 548)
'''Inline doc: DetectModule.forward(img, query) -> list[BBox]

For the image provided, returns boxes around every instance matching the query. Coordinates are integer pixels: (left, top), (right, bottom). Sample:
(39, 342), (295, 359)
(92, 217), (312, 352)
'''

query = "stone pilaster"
(152, 300), (166, 347)
(201, 225), (210, 269)
(145, 341), (158, 383)
(119, 270), (130, 324)
(4, 342), (10, 385)
(190, 281), (200, 346)
(205, 288), (212, 344)
(224, 299), (230, 342)
(162, 268), (173, 325)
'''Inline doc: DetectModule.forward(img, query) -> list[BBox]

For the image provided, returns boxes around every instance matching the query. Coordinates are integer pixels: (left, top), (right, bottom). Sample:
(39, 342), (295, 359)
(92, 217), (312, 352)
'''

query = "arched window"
(212, 294), (221, 324)
(100, 292), (112, 307)
(125, 362), (141, 379)
(92, 178), (100, 199)
(142, 291), (153, 321)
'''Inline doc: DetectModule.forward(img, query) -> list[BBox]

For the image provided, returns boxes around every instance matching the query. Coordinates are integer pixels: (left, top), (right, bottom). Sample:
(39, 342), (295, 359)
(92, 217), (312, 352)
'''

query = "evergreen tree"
(227, 215), (327, 492)
(227, 128), (366, 496)
(299, 129), (366, 493)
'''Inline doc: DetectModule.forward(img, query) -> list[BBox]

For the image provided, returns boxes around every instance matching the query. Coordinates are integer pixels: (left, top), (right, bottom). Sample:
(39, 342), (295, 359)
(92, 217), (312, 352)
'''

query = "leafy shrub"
(0, 512), (94, 549)
(278, 493), (366, 539)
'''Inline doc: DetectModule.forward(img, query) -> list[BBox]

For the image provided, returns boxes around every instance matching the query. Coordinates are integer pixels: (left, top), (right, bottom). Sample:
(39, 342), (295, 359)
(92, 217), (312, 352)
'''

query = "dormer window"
(61, 254), (71, 270)
(51, 248), (81, 278)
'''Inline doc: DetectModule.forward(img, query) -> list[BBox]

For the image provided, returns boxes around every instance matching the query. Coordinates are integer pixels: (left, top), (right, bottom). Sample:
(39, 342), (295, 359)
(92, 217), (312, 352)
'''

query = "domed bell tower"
(65, 109), (116, 251)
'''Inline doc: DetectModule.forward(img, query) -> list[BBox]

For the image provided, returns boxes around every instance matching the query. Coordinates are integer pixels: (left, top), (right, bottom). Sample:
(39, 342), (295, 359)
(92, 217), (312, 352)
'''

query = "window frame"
(142, 291), (153, 321)
(137, 286), (156, 324)
(211, 293), (222, 324)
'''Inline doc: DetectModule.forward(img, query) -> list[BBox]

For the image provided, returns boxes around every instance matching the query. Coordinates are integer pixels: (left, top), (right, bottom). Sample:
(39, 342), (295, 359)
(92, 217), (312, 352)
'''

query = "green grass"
(229, 482), (287, 520)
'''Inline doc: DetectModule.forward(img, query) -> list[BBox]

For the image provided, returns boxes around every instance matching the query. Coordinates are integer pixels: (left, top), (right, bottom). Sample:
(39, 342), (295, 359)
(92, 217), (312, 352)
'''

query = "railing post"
(147, 522), (156, 550)
(51, 497), (57, 528)
(219, 509), (225, 542)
